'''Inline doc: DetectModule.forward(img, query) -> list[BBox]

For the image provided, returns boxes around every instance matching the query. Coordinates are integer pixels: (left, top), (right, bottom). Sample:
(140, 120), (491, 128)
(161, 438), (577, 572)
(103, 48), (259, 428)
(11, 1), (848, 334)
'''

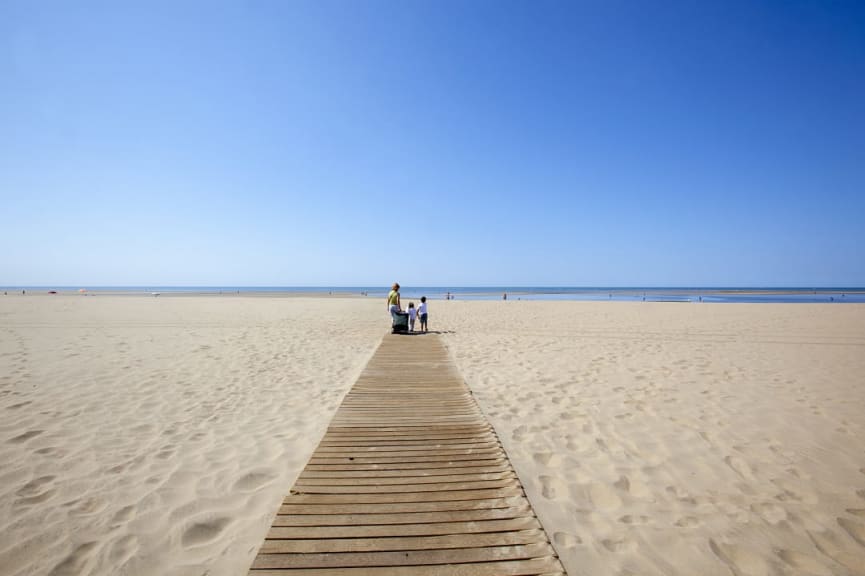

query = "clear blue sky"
(2, 1), (863, 287)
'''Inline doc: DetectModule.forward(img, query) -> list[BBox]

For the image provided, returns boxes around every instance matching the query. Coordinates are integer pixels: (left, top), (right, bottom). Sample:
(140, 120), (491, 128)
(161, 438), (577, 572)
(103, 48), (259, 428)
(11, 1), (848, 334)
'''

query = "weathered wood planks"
(250, 334), (565, 575)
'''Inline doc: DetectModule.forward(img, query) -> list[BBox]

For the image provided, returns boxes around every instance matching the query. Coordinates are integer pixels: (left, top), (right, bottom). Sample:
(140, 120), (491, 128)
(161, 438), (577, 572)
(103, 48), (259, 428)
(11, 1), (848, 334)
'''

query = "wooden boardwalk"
(250, 334), (565, 575)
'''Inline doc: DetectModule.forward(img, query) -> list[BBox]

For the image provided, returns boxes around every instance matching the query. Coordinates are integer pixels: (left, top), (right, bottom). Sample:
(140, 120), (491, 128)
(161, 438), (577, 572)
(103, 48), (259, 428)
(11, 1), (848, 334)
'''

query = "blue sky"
(2, 0), (863, 286)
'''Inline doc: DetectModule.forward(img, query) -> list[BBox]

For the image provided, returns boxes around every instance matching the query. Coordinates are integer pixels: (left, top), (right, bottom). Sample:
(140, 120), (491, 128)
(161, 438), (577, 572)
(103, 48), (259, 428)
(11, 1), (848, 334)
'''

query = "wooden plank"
(307, 454), (506, 465)
(278, 496), (528, 515)
(290, 478), (518, 494)
(322, 430), (492, 437)
(302, 461), (508, 472)
(320, 434), (495, 442)
(271, 506), (534, 526)
(294, 472), (515, 485)
(251, 557), (563, 575)
(321, 425), (491, 432)
(308, 447), (502, 458)
(267, 518), (541, 539)
(283, 488), (525, 504)
(259, 529), (547, 554)
(313, 442), (499, 452)
(299, 465), (512, 478)
(252, 543), (554, 569)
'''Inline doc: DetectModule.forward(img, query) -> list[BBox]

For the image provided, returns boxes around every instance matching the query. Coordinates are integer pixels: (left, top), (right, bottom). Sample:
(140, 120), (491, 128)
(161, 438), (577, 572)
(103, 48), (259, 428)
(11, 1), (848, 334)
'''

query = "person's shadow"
(391, 330), (454, 335)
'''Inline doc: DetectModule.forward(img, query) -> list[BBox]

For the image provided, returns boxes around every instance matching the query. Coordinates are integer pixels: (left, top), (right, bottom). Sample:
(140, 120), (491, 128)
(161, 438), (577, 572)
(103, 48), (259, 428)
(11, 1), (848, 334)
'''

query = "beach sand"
(2, 295), (864, 575)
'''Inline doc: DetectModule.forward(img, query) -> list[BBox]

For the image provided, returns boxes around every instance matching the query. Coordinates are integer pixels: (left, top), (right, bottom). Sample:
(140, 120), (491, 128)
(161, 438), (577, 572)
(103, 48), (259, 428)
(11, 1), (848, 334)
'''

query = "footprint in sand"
(182, 516), (233, 548)
(674, 516), (700, 528)
(837, 516), (865, 547)
(233, 469), (278, 492)
(532, 452), (561, 468)
(807, 528), (863, 570)
(553, 531), (581, 548)
(47, 542), (99, 576)
(8, 430), (43, 444)
(724, 455), (755, 481)
(776, 549), (832, 576)
(666, 485), (697, 506)
(111, 505), (136, 525)
(589, 482), (622, 510)
(511, 426), (528, 441)
(67, 497), (109, 517)
(751, 502), (788, 525)
(771, 478), (816, 504)
(613, 475), (630, 493)
(618, 514), (649, 525)
(108, 535), (138, 565)
(15, 475), (57, 506)
(601, 537), (636, 553)
(538, 475), (567, 500)
(709, 538), (774, 575)
(6, 401), (32, 410)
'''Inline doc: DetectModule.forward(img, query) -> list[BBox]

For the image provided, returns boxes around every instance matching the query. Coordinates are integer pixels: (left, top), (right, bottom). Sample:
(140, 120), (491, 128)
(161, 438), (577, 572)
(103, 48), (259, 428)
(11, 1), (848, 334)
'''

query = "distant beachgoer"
(503, 292), (507, 300)
(387, 283), (402, 320)
(408, 302), (417, 331)
(418, 296), (429, 332)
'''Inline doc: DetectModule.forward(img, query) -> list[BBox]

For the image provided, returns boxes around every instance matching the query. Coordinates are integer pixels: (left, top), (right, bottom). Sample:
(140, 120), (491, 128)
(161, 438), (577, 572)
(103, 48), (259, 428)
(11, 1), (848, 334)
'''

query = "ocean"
(6, 286), (865, 303)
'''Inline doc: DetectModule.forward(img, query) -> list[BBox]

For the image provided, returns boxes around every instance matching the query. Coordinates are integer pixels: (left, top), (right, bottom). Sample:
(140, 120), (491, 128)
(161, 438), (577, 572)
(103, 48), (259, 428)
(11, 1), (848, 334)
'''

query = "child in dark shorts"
(418, 296), (429, 332)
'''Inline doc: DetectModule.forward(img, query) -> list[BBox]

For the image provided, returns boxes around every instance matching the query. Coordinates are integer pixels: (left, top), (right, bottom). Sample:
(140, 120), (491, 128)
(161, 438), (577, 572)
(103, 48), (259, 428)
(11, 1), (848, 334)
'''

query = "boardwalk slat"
(278, 496), (527, 515)
(258, 529), (548, 554)
(290, 478), (518, 494)
(302, 461), (508, 472)
(267, 518), (541, 539)
(271, 505), (534, 526)
(252, 543), (555, 569)
(299, 466), (512, 479)
(251, 557), (564, 575)
(295, 472), (515, 485)
(307, 454), (504, 464)
(283, 487), (524, 504)
(313, 442), (499, 452)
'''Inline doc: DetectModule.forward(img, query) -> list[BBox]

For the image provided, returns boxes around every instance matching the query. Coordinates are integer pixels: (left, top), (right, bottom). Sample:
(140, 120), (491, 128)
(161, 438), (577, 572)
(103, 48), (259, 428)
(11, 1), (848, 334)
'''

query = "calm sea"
(7, 286), (865, 303)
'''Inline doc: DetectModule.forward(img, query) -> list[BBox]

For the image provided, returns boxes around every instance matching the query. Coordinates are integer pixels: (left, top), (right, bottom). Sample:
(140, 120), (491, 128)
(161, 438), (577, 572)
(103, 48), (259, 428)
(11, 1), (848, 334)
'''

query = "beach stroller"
(392, 311), (409, 334)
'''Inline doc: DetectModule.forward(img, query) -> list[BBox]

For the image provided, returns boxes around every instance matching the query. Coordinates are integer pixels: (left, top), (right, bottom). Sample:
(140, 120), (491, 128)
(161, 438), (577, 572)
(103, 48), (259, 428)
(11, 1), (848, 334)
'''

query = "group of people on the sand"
(387, 283), (428, 333)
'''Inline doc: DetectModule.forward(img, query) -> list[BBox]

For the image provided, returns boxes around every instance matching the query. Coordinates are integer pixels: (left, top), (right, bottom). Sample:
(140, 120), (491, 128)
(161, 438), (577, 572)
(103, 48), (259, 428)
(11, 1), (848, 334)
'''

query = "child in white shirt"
(407, 302), (417, 332)
(417, 296), (428, 332)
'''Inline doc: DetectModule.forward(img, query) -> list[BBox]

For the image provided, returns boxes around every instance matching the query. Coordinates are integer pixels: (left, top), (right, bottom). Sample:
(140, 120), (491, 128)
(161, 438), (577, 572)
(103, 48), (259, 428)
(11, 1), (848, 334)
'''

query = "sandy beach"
(2, 295), (864, 576)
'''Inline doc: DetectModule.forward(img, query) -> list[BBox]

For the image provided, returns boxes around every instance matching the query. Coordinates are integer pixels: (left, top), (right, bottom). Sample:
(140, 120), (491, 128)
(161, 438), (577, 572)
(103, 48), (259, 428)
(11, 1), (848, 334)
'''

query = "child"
(407, 302), (417, 332)
(417, 296), (428, 332)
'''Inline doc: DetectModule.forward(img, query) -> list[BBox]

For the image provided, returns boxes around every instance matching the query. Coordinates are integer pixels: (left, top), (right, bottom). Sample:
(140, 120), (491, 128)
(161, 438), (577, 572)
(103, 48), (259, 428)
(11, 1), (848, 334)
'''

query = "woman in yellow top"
(387, 283), (401, 317)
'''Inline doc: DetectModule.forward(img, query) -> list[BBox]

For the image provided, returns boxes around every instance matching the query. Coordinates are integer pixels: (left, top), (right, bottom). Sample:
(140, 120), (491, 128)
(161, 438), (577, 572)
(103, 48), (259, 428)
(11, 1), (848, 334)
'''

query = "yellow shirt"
(387, 289), (399, 306)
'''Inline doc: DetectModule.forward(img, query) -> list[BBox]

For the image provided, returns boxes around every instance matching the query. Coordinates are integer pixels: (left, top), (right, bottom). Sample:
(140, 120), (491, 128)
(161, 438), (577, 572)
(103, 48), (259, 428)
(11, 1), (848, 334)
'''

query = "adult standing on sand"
(387, 283), (401, 319)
